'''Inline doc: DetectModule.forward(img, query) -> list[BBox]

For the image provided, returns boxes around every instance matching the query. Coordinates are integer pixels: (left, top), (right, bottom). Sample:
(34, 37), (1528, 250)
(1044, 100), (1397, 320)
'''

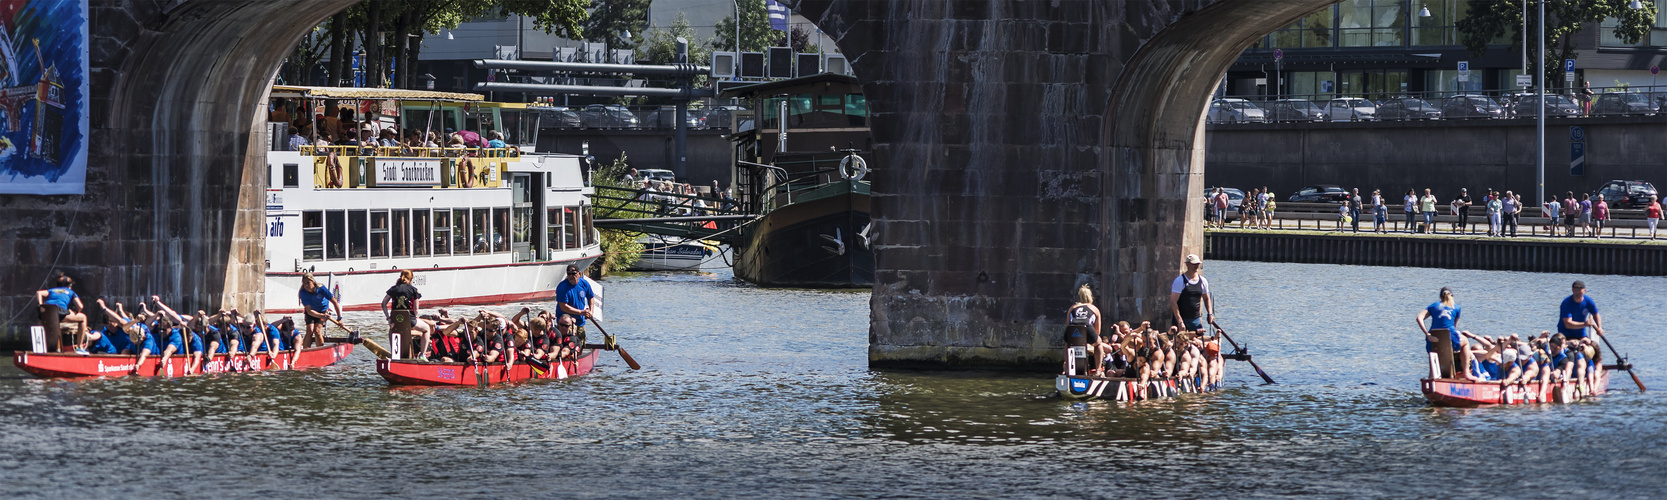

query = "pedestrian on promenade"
(1239, 188), (1258, 229)
(1420, 188), (1438, 234)
(1592, 194), (1609, 238)
(1543, 194), (1561, 237)
(1502, 190), (1520, 237)
(1562, 192), (1579, 237)
(1260, 186), (1276, 230)
(1486, 190), (1503, 237)
(1452, 188), (1472, 234)
(1372, 189), (1388, 233)
(1349, 188), (1363, 233)
(1646, 195), (1663, 240)
(1403, 189), (1418, 233)
(1579, 193), (1594, 237)
(1210, 187), (1228, 229)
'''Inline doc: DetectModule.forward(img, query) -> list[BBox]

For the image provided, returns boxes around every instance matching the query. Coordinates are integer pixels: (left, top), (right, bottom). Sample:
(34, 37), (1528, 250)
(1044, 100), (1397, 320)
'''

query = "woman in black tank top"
(1064, 285), (1104, 376)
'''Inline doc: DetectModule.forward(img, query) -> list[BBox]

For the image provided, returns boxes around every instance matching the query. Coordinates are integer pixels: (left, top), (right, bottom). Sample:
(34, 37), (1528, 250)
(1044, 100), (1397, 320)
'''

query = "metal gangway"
(590, 184), (756, 243)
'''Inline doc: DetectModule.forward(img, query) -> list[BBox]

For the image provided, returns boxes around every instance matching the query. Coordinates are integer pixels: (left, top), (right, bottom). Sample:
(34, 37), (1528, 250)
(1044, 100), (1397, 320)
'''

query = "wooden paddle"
(1210, 320), (1275, 385)
(587, 319), (641, 370)
(1595, 330), (1646, 392)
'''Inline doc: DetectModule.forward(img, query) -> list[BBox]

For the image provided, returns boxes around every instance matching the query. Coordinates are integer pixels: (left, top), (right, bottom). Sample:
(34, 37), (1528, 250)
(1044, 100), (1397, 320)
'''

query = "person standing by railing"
(1502, 191), (1519, 237)
(1450, 188), (1471, 234)
(1403, 189), (1418, 233)
(1646, 195), (1662, 240)
(1348, 188), (1363, 233)
(1486, 190), (1503, 237)
(1419, 188), (1438, 234)
(1592, 194), (1610, 238)
(1372, 189), (1387, 233)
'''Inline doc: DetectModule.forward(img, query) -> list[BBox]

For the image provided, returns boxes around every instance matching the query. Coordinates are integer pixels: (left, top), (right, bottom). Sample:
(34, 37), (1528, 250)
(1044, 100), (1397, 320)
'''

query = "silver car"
(1208, 98), (1266, 123)
(1324, 97), (1377, 122)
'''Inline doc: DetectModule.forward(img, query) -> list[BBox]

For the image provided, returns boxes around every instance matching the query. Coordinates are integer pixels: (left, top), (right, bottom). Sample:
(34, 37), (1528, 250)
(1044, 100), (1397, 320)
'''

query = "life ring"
(839, 153), (869, 181)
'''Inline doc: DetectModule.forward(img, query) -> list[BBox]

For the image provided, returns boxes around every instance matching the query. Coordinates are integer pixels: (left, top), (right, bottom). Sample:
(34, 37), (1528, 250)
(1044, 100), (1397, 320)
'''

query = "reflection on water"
(2, 263), (1665, 497)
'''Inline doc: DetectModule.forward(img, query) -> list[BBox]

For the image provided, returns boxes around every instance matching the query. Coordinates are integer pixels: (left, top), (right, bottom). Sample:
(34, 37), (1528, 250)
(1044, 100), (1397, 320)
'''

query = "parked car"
(578, 104), (642, 128)
(1207, 98), (1266, 123)
(1440, 94), (1505, 119)
(1590, 92), (1655, 116)
(1591, 179), (1659, 209)
(1508, 94), (1583, 118)
(1323, 97), (1377, 122)
(1287, 184), (1349, 203)
(1375, 97), (1442, 121)
(1265, 99), (1326, 122)
(1202, 187), (1246, 220)
(637, 168), (677, 183)
(540, 107), (583, 128)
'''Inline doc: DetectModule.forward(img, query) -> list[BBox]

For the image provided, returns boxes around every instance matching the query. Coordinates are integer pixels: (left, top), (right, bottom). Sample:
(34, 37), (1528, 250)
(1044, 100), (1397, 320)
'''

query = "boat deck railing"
(296, 145), (522, 189)
(591, 185), (754, 243)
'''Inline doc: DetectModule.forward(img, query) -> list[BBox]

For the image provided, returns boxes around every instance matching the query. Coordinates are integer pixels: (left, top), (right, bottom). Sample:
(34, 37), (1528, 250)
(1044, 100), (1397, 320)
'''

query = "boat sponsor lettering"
(438, 367), (456, 380)
(373, 158), (442, 187)
(96, 361), (134, 373)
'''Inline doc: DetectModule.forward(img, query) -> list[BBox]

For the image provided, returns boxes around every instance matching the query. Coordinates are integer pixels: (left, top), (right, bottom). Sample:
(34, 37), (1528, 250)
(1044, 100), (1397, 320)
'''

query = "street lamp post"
(1536, 0), (1544, 207)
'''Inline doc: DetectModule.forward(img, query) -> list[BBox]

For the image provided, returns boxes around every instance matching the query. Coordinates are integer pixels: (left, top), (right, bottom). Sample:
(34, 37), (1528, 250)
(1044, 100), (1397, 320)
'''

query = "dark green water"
(3, 262), (1665, 498)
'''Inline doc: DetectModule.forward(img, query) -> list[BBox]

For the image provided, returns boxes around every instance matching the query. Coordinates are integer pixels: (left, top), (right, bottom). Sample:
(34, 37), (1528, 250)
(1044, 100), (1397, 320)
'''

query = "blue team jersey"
(299, 286), (336, 314)
(42, 287), (77, 309)
(1425, 302), (1461, 350)
(135, 325), (159, 354)
(555, 279), (595, 327)
(1557, 295), (1599, 339)
(88, 328), (117, 354)
(162, 328), (185, 352)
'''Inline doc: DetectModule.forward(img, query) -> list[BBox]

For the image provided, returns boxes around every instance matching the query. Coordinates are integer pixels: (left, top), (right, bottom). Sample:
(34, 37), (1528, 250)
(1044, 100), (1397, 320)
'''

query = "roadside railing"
(1209, 84), (1667, 123)
(1216, 201), (1663, 239)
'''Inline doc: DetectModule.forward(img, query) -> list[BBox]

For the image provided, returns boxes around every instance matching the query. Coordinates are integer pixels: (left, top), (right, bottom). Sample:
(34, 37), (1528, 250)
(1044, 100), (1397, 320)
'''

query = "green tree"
(581, 0), (652, 60)
(590, 154), (647, 277)
(636, 13), (712, 93)
(315, 0), (588, 89)
(1457, 0), (1655, 89)
(712, 0), (779, 53)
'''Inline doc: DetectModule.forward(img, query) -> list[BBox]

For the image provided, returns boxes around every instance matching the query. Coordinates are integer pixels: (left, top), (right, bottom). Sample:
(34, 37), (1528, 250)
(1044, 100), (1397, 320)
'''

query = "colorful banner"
(0, 0), (88, 195)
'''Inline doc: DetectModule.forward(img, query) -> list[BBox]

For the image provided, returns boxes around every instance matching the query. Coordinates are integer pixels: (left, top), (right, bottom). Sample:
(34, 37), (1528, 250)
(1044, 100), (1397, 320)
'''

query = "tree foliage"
(308, 0), (588, 88)
(634, 13), (712, 93)
(581, 0), (651, 53)
(1457, 0), (1655, 87)
(712, 0), (779, 53)
(590, 153), (646, 277)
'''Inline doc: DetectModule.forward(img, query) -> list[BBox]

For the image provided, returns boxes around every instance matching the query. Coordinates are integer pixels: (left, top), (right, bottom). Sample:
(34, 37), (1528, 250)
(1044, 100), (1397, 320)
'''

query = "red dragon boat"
(12, 343), (355, 379)
(376, 347), (600, 386)
(1422, 372), (1609, 407)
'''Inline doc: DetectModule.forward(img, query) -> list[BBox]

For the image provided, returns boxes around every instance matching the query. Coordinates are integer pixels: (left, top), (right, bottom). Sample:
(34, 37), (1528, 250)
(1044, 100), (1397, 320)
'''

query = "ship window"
(325, 210), (346, 260)
(348, 210), (368, 259)
(370, 210), (390, 258)
(390, 210), (409, 257)
(302, 211), (324, 261)
(283, 163), (299, 188)
(563, 206), (578, 249)
(493, 207), (510, 253)
(581, 204), (593, 246)
(546, 208), (564, 253)
(412, 209), (431, 256)
(432, 209), (451, 256)
(453, 208), (471, 255)
(472, 208), (490, 254)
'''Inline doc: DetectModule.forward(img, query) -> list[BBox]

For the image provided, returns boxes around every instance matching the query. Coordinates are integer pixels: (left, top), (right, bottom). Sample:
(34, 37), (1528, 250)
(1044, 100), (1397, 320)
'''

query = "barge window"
(453, 208), (471, 255)
(472, 208), (491, 254)
(390, 209), (409, 257)
(412, 209), (431, 256)
(493, 207), (510, 253)
(370, 210), (390, 258)
(348, 209), (368, 259)
(283, 163), (299, 188)
(546, 208), (564, 254)
(563, 206), (578, 249)
(325, 210), (346, 260)
(302, 211), (324, 261)
(432, 209), (451, 256)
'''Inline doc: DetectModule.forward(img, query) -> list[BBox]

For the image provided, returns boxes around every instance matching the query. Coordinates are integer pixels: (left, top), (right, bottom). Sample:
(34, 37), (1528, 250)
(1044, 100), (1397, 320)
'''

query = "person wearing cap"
(298, 272), (341, 348)
(1557, 280), (1602, 342)
(1169, 254), (1215, 331)
(1415, 286), (1462, 377)
(555, 264), (597, 339)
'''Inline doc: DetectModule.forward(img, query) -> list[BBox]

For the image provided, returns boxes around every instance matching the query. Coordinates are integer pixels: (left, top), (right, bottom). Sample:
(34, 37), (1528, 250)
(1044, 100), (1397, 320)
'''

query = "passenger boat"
(1422, 373), (1609, 407)
(375, 348), (598, 386)
(260, 86), (601, 314)
(12, 342), (355, 379)
(1056, 374), (1219, 401)
(629, 235), (717, 271)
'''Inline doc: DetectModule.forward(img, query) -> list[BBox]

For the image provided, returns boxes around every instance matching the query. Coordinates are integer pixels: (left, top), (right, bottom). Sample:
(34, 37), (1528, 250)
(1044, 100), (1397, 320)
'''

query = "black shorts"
(304, 314), (325, 326)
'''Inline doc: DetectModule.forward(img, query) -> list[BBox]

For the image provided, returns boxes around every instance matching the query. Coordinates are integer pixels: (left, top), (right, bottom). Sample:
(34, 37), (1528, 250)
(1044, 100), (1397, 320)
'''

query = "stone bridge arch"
(3, 0), (1332, 364)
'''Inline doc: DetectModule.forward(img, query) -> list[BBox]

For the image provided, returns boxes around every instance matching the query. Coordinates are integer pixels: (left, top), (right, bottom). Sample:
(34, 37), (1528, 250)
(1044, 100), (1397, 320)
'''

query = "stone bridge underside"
(2, 0), (1331, 363)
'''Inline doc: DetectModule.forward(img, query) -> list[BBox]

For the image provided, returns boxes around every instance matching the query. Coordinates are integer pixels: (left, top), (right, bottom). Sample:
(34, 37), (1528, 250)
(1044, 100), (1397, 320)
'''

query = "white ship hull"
(265, 256), (597, 313)
(629, 236), (716, 271)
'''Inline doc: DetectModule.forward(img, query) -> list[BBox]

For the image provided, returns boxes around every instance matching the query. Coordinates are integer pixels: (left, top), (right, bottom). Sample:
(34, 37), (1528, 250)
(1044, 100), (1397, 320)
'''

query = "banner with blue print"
(767, 0), (789, 32)
(0, 0), (88, 195)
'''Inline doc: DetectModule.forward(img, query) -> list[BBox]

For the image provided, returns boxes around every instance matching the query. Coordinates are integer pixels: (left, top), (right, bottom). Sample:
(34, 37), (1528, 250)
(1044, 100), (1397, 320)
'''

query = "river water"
(3, 261), (1665, 498)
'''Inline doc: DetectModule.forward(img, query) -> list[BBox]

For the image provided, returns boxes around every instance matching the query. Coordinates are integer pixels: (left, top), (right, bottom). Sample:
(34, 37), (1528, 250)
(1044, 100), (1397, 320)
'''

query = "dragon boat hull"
(376, 348), (599, 386)
(1056, 374), (1220, 401)
(1421, 371), (1609, 407)
(12, 343), (355, 379)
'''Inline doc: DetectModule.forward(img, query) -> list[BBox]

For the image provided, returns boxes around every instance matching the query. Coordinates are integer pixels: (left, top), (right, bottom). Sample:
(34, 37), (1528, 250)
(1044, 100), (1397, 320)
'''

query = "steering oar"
(586, 319), (641, 370)
(1210, 320), (1276, 385)
(1595, 329), (1646, 392)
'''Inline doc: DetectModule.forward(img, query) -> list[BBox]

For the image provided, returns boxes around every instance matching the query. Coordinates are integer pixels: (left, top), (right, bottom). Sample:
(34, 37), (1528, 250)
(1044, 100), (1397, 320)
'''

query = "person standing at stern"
(1169, 254), (1216, 331)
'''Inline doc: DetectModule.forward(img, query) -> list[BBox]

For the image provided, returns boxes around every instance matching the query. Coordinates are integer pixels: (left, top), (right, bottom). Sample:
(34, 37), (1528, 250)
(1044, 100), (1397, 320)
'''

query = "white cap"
(1184, 254), (1202, 265)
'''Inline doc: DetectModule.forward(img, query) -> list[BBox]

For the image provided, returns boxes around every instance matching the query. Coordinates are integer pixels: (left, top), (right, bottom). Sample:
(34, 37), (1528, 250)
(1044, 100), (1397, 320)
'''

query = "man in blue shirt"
(1415, 286), (1462, 378)
(1558, 280), (1602, 341)
(298, 272), (341, 348)
(555, 265), (596, 338)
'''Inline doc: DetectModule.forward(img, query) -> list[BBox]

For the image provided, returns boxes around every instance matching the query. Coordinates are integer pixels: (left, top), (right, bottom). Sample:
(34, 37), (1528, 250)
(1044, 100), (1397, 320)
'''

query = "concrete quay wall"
(1206, 231), (1667, 276)
(1205, 116), (1667, 200)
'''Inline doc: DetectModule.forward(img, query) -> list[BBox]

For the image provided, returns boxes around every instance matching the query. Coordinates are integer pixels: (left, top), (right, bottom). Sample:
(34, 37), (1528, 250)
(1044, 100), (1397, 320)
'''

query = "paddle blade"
(617, 347), (641, 370)
(1248, 359), (1276, 385)
(1630, 371), (1647, 392)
